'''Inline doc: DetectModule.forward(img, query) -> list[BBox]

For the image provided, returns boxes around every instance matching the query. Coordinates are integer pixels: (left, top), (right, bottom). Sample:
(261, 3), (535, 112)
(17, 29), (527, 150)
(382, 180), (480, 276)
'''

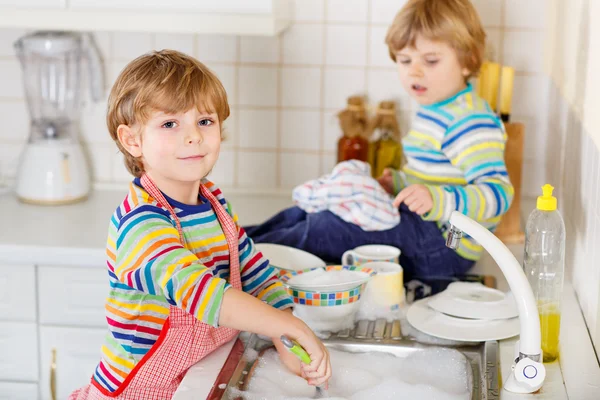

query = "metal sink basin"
(208, 319), (500, 399)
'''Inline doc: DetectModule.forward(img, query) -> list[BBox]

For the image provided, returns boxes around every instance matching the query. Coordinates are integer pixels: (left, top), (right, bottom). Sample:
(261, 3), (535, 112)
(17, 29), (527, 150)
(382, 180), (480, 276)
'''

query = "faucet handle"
(513, 357), (545, 392)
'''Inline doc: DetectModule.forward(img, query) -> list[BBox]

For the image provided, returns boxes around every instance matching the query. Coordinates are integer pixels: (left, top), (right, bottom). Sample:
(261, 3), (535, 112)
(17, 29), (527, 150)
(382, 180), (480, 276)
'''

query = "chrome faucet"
(447, 211), (546, 394)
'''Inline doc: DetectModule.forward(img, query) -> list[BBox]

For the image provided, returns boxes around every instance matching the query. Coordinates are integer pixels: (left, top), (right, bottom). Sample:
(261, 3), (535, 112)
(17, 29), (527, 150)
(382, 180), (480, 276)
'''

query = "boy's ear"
(462, 67), (471, 77)
(117, 124), (142, 157)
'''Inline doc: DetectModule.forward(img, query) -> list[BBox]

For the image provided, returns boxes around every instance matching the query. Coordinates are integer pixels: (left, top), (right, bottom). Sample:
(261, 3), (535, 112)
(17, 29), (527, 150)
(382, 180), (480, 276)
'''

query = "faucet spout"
(447, 211), (545, 393)
(445, 225), (463, 250)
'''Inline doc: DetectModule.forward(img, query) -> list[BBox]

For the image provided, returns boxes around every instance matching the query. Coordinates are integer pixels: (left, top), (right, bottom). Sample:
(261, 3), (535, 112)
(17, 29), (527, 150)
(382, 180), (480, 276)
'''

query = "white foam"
(355, 299), (405, 322)
(231, 347), (471, 400)
(293, 304), (358, 333)
(244, 348), (259, 363)
(289, 269), (366, 287)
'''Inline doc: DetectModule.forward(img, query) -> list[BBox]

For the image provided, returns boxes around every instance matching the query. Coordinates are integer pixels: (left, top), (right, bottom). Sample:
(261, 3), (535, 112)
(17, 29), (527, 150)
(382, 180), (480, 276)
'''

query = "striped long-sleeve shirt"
(92, 178), (293, 392)
(391, 84), (514, 260)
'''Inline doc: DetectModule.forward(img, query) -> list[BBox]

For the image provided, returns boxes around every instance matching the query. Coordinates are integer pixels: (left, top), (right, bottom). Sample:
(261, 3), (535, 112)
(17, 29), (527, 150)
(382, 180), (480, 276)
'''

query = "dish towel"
(292, 160), (400, 231)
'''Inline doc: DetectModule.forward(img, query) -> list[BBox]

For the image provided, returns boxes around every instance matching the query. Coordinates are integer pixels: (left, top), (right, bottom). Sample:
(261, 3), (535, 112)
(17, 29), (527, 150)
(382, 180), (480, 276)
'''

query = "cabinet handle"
(50, 348), (57, 400)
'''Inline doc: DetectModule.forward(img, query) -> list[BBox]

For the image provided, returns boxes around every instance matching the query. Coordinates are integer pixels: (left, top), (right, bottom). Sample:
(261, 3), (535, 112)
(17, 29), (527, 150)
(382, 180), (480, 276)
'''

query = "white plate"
(255, 243), (326, 272)
(428, 282), (518, 320)
(407, 297), (520, 342)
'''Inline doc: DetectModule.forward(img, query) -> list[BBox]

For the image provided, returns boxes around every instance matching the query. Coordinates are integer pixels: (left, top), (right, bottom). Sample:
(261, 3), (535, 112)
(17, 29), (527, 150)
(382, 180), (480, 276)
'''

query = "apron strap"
(198, 184), (242, 290)
(140, 174), (187, 245)
(139, 174), (242, 290)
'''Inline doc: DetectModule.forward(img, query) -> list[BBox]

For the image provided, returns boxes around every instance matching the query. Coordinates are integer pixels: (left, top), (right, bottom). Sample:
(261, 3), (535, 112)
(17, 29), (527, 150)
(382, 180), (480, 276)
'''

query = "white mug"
(361, 261), (404, 311)
(342, 244), (400, 266)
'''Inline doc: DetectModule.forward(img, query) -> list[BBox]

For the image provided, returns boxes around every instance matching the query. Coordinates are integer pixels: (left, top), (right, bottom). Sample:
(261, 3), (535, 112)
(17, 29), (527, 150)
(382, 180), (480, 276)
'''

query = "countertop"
(0, 187), (293, 266)
(0, 188), (597, 398)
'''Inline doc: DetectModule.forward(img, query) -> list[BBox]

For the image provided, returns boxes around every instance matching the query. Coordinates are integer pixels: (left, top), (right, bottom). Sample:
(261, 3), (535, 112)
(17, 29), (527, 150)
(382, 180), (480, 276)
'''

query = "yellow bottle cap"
(537, 184), (557, 211)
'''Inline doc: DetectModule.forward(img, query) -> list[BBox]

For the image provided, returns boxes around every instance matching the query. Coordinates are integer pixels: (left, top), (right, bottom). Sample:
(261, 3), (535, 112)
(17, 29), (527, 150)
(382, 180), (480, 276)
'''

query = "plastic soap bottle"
(523, 184), (566, 362)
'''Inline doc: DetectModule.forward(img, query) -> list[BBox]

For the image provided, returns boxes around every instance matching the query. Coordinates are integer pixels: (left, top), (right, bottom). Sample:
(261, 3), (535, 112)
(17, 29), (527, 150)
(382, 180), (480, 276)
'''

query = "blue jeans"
(244, 204), (474, 281)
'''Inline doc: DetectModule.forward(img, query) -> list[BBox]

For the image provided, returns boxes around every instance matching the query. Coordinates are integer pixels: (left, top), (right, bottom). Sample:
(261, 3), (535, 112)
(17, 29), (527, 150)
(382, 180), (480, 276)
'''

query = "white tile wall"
(370, 0), (406, 24)
(112, 32), (153, 60)
(237, 151), (277, 188)
(0, 0), (552, 197)
(291, 0), (324, 22)
(154, 33), (195, 55)
(238, 66), (277, 107)
(238, 109), (277, 149)
(325, 25), (368, 66)
(323, 68), (366, 109)
(282, 24), (324, 65)
(281, 67), (322, 107)
(504, 0), (547, 29)
(195, 35), (238, 63)
(552, 77), (600, 348)
(326, 0), (369, 23)
(502, 30), (544, 73)
(240, 36), (280, 64)
(280, 152), (321, 189)
(280, 110), (321, 151)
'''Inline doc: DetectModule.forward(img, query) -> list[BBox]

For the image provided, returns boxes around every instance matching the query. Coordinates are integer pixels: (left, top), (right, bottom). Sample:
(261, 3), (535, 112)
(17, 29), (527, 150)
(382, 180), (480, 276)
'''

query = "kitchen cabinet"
(39, 326), (105, 400)
(0, 0), (291, 36)
(0, 322), (38, 382)
(0, 263), (106, 400)
(38, 266), (107, 327)
(0, 382), (39, 400)
(0, 265), (36, 322)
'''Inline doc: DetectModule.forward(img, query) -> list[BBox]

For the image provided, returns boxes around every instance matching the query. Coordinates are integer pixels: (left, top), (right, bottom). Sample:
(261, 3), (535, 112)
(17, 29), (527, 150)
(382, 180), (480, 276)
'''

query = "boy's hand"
(273, 311), (303, 377)
(296, 330), (331, 387)
(377, 168), (394, 195)
(273, 309), (331, 387)
(274, 338), (303, 376)
(393, 184), (433, 215)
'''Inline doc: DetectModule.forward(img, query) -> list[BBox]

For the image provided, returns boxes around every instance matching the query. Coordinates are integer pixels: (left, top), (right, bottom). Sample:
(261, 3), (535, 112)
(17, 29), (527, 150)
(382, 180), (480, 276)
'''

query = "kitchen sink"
(207, 319), (501, 399)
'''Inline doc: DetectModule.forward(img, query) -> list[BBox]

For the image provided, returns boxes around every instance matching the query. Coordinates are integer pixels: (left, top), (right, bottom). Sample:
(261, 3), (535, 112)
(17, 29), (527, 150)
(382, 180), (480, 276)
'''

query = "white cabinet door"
(0, 322), (38, 381)
(0, 382), (38, 400)
(38, 266), (107, 327)
(70, 0), (275, 13)
(0, 264), (36, 322)
(39, 326), (105, 400)
(0, 0), (64, 7)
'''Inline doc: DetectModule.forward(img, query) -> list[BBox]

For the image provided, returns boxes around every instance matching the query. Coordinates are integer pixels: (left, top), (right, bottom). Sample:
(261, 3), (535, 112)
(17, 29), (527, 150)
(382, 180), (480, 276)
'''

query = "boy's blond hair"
(385, 0), (486, 78)
(107, 50), (230, 177)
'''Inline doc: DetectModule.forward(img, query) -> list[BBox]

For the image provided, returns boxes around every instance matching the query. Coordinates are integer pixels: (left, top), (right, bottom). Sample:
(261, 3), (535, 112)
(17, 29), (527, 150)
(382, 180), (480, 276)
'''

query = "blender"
(14, 31), (104, 205)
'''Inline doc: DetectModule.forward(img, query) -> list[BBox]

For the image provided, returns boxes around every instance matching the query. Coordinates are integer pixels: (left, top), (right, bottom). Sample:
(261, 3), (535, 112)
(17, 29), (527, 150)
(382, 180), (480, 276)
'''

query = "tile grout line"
(232, 36), (241, 187)
(365, 0), (373, 108)
(108, 32), (118, 182)
(275, 26), (284, 188)
(318, 0), (328, 176)
(498, 0), (506, 64)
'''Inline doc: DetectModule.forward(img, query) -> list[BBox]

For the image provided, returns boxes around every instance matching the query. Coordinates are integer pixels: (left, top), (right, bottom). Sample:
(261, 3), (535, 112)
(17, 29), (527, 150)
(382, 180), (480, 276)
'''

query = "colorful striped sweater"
(391, 84), (514, 260)
(92, 178), (293, 392)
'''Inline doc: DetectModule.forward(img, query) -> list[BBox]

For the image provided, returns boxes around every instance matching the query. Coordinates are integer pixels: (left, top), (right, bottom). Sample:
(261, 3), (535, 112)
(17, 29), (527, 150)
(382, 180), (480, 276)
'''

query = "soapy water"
(229, 347), (471, 400)
(245, 348), (259, 363)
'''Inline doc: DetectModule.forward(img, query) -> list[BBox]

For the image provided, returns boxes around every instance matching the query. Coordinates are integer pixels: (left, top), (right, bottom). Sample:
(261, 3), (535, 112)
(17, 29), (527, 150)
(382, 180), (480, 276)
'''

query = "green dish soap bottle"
(523, 184), (566, 362)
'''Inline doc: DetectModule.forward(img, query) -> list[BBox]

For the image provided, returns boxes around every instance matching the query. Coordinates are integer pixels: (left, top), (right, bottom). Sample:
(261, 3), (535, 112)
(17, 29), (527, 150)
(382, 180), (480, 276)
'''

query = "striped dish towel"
(293, 160), (400, 231)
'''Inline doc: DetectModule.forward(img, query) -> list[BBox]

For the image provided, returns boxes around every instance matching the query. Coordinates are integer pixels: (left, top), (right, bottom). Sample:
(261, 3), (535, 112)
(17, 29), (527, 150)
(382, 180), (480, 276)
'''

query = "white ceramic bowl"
(280, 266), (376, 332)
(255, 243), (326, 275)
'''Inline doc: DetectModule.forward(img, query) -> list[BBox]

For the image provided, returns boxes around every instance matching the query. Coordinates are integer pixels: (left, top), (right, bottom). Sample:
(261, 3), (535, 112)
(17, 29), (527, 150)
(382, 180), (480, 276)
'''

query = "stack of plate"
(406, 281), (520, 342)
